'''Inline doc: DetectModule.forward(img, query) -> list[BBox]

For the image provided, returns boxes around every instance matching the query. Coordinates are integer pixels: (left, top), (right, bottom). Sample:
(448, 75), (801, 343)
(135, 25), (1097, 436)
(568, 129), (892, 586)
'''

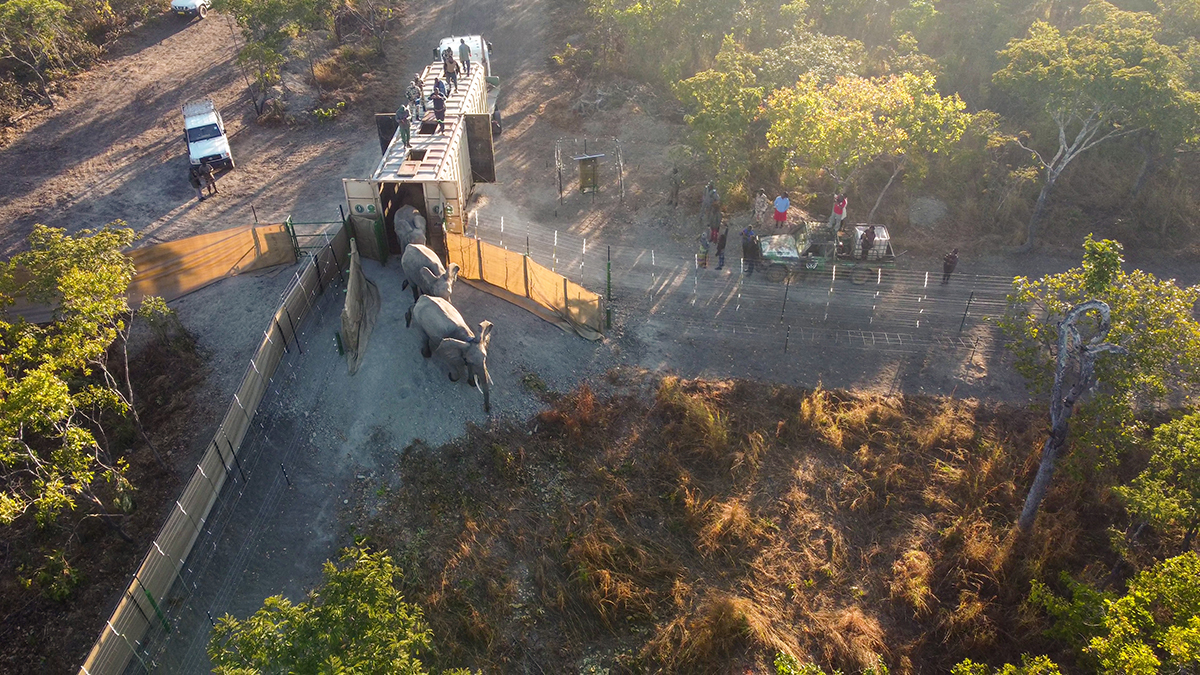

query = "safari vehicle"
(759, 222), (896, 284)
(182, 99), (233, 170)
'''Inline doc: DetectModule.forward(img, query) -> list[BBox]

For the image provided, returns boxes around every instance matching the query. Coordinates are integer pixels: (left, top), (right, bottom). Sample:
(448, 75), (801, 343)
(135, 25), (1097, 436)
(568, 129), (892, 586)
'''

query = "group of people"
(187, 163), (219, 201)
(686, 177), (962, 283)
(396, 39), (476, 140)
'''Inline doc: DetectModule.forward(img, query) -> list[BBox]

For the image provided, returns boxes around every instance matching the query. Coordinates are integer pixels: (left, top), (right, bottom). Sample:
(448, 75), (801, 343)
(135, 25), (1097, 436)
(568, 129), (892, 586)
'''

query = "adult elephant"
(401, 244), (459, 303)
(405, 296), (494, 413)
(394, 205), (427, 252)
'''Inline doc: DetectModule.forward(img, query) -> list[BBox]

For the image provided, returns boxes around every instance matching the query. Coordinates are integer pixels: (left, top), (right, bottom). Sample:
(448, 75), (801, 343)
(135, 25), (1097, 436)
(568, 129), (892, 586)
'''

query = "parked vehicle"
(182, 99), (234, 170)
(759, 222), (896, 283)
(170, 0), (211, 18)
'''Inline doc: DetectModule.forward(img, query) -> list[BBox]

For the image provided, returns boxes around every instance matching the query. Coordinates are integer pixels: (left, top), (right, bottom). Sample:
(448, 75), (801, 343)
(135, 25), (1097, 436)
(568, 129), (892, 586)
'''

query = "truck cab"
(182, 99), (233, 170)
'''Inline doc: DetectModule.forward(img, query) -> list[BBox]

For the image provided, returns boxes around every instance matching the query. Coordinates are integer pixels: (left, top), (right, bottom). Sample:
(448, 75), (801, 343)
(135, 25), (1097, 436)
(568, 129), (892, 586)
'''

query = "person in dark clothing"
(715, 227), (728, 270)
(859, 226), (876, 260)
(188, 166), (205, 201)
(394, 105), (411, 146)
(741, 226), (758, 276)
(430, 90), (447, 133)
(432, 76), (447, 98)
(942, 248), (959, 284)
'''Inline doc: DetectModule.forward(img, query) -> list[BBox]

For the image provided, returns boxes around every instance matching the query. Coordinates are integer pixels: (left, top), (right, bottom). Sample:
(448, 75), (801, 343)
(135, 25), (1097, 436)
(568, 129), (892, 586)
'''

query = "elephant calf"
(405, 295), (494, 413)
(401, 244), (459, 303)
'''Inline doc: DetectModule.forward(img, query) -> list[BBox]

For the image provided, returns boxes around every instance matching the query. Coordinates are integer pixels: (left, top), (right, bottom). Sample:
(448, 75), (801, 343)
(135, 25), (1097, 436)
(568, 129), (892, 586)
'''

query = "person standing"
(188, 166), (205, 201)
(200, 162), (218, 196)
(458, 39), (472, 76)
(699, 181), (715, 228)
(753, 188), (770, 228)
(829, 193), (848, 233)
(715, 227), (728, 270)
(668, 168), (682, 208)
(432, 75), (447, 99)
(773, 191), (790, 228)
(741, 226), (758, 276)
(942, 248), (959, 284)
(406, 75), (425, 117)
(859, 225), (876, 260)
(394, 105), (411, 147)
(445, 57), (460, 92)
(697, 233), (710, 269)
(430, 90), (447, 133)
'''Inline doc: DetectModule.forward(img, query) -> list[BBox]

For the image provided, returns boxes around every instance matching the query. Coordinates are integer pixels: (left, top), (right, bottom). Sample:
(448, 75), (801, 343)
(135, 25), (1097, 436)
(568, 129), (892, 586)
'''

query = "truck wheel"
(197, 4), (207, 17)
(226, 158), (235, 170)
(767, 263), (788, 283)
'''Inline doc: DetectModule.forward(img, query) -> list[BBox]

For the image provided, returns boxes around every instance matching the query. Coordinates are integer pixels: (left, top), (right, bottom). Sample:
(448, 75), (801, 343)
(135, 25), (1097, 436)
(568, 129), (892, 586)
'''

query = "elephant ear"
(447, 263), (460, 282)
(477, 321), (494, 349)
(419, 266), (438, 288)
(434, 338), (469, 368)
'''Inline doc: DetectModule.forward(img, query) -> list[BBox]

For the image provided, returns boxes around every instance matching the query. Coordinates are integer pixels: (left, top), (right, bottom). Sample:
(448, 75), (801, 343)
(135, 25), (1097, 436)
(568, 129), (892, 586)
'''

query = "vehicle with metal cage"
(759, 222), (896, 284)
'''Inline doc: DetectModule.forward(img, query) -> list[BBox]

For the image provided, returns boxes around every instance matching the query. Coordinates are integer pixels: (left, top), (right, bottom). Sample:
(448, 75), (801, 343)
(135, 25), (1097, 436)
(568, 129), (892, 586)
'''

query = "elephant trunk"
(470, 364), (491, 413)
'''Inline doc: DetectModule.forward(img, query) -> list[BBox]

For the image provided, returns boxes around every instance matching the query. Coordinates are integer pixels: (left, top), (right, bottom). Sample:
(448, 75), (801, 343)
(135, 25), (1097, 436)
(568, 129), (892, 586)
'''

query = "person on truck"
(431, 90), (447, 133)
(394, 105), (411, 147)
(829, 193), (848, 234)
(459, 39), (472, 76)
(859, 225), (876, 260)
(406, 75), (425, 117)
(445, 56), (460, 92)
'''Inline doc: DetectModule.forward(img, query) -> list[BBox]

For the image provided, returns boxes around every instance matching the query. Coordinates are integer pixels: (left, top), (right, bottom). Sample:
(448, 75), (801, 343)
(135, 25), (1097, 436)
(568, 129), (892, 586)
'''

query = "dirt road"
(0, 15), (380, 255)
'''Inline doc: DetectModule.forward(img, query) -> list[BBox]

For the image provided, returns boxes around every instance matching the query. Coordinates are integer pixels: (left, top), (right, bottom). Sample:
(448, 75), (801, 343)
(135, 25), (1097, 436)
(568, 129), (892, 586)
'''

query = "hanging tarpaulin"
(340, 238), (381, 374)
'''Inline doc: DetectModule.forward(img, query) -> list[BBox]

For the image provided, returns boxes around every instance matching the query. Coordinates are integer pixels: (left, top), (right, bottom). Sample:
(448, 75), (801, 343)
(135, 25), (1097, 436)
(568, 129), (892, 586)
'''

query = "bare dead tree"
(1018, 299), (1126, 533)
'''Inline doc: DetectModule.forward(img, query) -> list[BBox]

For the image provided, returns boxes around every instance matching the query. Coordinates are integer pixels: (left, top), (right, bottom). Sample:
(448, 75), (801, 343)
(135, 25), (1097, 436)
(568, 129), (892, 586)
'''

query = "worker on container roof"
(459, 38), (472, 76)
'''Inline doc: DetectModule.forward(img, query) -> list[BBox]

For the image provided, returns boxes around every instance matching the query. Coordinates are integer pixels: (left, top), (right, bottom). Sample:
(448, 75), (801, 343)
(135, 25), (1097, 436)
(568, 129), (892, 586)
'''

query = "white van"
(181, 99), (234, 170)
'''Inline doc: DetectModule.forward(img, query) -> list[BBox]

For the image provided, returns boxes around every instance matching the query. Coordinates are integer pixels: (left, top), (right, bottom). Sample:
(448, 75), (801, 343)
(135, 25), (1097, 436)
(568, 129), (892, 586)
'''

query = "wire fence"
(462, 210), (1015, 348)
(81, 226), (351, 675)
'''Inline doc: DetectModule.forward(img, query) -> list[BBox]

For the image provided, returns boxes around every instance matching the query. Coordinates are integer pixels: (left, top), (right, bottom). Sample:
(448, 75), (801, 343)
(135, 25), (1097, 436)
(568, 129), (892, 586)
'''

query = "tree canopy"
(1001, 235), (1200, 460)
(0, 223), (140, 528)
(1116, 411), (1200, 550)
(208, 546), (437, 674)
(993, 2), (1200, 248)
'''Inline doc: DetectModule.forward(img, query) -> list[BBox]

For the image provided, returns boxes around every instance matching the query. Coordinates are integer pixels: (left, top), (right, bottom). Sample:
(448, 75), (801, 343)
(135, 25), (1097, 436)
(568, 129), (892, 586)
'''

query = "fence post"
(523, 254), (531, 299)
(562, 277), (570, 323)
(606, 246), (612, 330)
(476, 238), (484, 283)
(959, 291), (975, 333)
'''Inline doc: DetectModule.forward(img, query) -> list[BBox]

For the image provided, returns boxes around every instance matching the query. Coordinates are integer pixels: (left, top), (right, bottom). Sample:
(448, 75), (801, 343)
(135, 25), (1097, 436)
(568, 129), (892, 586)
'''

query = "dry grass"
(360, 374), (1127, 674)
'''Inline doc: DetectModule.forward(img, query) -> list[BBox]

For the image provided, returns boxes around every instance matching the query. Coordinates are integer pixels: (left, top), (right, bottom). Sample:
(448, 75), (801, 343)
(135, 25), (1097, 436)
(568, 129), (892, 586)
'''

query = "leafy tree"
(674, 36), (766, 199)
(1000, 236), (1200, 525)
(0, 0), (75, 107)
(208, 546), (435, 674)
(0, 223), (147, 535)
(863, 71), (970, 222)
(1086, 552), (1200, 674)
(951, 654), (1064, 675)
(766, 71), (969, 215)
(767, 73), (905, 190)
(1116, 411), (1200, 551)
(993, 2), (1198, 250)
(755, 30), (865, 90)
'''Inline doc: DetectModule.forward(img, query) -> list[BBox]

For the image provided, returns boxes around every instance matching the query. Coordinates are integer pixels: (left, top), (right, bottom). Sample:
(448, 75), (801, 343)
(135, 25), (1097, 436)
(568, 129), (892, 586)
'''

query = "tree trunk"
(1130, 133), (1160, 200)
(1019, 177), (1055, 253)
(1018, 300), (1125, 533)
(1018, 433), (1064, 532)
(867, 161), (903, 224)
(119, 337), (172, 475)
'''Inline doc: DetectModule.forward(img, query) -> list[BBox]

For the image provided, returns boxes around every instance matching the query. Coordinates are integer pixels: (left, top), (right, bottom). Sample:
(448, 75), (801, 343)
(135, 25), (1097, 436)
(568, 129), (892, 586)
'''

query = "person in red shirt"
(829, 193), (848, 234)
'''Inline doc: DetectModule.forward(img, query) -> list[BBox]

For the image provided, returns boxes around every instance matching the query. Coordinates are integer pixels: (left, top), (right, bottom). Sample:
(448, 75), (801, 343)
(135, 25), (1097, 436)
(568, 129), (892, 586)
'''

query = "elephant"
(405, 295), (494, 413)
(400, 243), (459, 303)
(394, 205), (426, 252)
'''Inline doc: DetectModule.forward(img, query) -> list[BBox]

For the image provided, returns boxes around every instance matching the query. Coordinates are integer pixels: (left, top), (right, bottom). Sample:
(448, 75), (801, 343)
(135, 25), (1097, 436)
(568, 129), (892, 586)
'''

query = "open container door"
(343, 178), (390, 263)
